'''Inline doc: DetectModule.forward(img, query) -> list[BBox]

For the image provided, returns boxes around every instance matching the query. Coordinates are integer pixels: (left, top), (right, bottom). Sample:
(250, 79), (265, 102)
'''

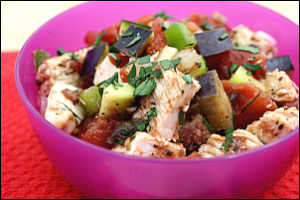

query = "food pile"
(34, 11), (299, 159)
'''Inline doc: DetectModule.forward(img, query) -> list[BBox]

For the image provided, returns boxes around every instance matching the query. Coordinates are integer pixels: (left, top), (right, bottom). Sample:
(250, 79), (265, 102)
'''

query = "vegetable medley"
(34, 10), (299, 159)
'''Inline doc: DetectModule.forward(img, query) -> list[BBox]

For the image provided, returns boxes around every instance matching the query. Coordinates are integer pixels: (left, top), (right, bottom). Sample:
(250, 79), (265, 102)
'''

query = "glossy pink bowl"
(15, 1), (299, 199)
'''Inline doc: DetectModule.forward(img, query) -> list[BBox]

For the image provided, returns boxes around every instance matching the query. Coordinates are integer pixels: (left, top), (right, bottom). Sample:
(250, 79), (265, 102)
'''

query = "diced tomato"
(136, 14), (155, 25)
(146, 17), (166, 55)
(120, 67), (129, 83)
(84, 31), (98, 46)
(100, 22), (120, 45)
(69, 59), (83, 74)
(222, 81), (277, 129)
(185, 21), (202, 33)
(205, 50), (267, 80)
(76, 117), (119, 149)
(108, 54), (129, 68)
(190, 13), (232, 34)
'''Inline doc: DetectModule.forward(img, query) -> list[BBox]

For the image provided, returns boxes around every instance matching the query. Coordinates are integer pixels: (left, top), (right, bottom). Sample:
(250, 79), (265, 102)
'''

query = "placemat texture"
(1, 52), (299, 199)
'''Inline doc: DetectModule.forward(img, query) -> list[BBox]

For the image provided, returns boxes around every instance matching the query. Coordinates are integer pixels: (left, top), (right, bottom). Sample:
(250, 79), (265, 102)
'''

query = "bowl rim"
(15, 1), (299, 165)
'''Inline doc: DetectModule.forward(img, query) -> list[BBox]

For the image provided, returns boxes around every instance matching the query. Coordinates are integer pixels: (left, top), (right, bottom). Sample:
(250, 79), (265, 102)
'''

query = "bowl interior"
(16, 1), (299, 160)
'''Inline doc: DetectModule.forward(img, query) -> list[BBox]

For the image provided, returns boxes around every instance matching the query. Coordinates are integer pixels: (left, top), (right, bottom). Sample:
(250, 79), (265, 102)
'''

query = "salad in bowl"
(34, 10), (299, 159)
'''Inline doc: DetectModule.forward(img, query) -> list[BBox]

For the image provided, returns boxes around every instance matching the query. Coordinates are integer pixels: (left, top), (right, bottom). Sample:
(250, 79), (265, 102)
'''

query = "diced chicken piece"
(178, 113), (211, 151)
(172, 49), (202, 74)
(212, 11), (228, 26)
(246, 107), (299, 144)
(133, 66), (201, 141)
(36, 48), (89, 115)
(112, 132), (186, 158)
(45, 83), (85, 134)
(260, 69), (299, 108)
(231, 25), (277, 59)
(93, 54), (120, 85)
(197, 130), (263, 158)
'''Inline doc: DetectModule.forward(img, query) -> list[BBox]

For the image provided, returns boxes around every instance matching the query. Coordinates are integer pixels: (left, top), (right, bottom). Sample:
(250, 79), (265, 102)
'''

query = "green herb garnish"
(219, 32), (229, 40)
(152, 70), (163, 79)
(154, 10), (174, 20)
(36, 79), (41, 86)
(170, 57), (182, 68)
(199, 111), (213, 134)
(179, 111), (185, 126)
(110, 54), (122, 68)
(160, 60), (170, 71)
(241, 54), (244, 60)
(57, 46), (82, 64)
(201, 17), (208, 30)
(182, 75), (192, 84)
(138, 55), (151, 65)
(130, 136), (136, 140)
(246, 71), (253, 76)
(195, 61), (202, 68)
(121, 31), (133, 38)
(222, 126), (234, 154)
(230, 93), (239, 102)
(62, 102), (82, 121)
(158, 22), (167, 30)
(133, 78), (156, 97)
(97, 72), (122, 90)
(135, 107), (157, 131)
(241, 92), (260, 113)
(229, 64), (239, 75)
(242, 64), (263, 75)
(127, 35), (141, 47)
(121, 130), (132, 136)
(234, 42), (239, 47)
(127, 64), (139, 87)
(233, 114), (236, 122)
(247, 56), (255, 61)
(205, 24), (215, 31)
(118, 138), (125, 145)
(94, 30), (106, 46)
(234, 46), (260, 54)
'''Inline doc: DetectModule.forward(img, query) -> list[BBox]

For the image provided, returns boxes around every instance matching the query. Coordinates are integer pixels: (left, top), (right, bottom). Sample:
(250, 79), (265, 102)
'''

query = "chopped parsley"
(247, 56), (255, 61)
(222, 126), (234, 154)
(158, 22), (167, 30)
(94, 30), (106, 46)
(229, 64), (239, 75)
(56, 46), (82, 64)
(135, 107), (157, 131)
(127, 64), (138, 87)
(121, 31), (133, 37)
(205, 24), (215, 30)
(110, 54), (122, 68)
(97, 72), (122, 90)
(160, 60), (171, 71)
(138, 55), (151, 65)
(242, 64), (263, 75)
(199, 111), (213, 134)
(154, 10), (174, 20)
(36, 79), (41, 86)
(230, 93), (239, 102)
(234, 46), (260, 54)
(133, 77), (156, 97)
(171, 57), (182, 68)
(118, 138), (125, 145)
(241, 54), (244, 60)
(179, 111), (185, 126)
(241, 92), (260, 113)
(246, 71), (253, 76)
(233, 114), (236, 122)
(121, 130), (132, 136)
(62, 102), (82, 122)
(234, 42), (239, 47)
(219, 32), (229, 40)
(182, 75), (192, 84)
(127, 35), (141, 47)
(130, 136), (136, 140)
(152, 70), (163, 79)
(124, 60), (136, 67)
(195, 61), (202, 68)
(129, 51), (136, 56)
(201, 17), (208, 30)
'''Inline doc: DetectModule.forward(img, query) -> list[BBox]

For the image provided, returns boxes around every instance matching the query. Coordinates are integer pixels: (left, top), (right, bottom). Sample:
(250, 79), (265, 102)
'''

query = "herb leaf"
(247, 56), (255, 61)
(234, 42), (239, 47)
(121, 31), (133, 38)
(179, 111), (185, 126)
(242, 64), (263, 75)
(182, 75), (192, 84)
(201, 17), (208, 30)
(230, 93), (239, 102)
(94, 30), (106, 46)
(222, 126), (234, 154)
(135, 107), (157, 132)
(138, 55), (151, 65)
(219, 32), (229, 40)
(118, 138), (125, 145)
(127, 64), (138, 87)
(170, 57), (182, 67)
(229, 64), (239, 75)
(205, 24), (215, 30)
(130, 136), (136, 140)
(127, 35), (141, 47)
(62, 102), (82, 122)
(160, 60), (170, 71)
(121, 130), (132, 136)
(234, 46), (260, 54)
(154, 10), (174, 20)
(246, 71), (253, 76)
(57, 47), (82, 64)
(133, 78), (156, 97)
(199, 111), (213, 134)
(152, 70), (163, 79)
(241, 92), (260, 113)
(110, 54), (122, 68)
(97, 72), (121, 89)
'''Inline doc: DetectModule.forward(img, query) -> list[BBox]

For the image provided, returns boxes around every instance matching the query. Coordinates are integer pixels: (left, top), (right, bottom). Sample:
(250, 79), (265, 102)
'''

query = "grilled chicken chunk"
(112, 132), (186, 158)
(260, 69), (299, 108)
(246, 107), (299, 144)
(197, 130), (263, 158)
(132, 66), (201, 141)
(45, 83), (85, 134)
(178, 113), (211, 151)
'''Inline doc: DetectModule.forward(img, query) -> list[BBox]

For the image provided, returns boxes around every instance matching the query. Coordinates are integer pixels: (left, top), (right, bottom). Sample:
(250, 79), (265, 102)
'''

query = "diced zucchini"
(99, 83), (135, 118)
(164, 22), (197, 51)
(114, 25), (154, 57)
(188, 55), (208, 78)
(188, 70), (233, 131)
(34, 49), (51, 70)
(230, 66), (266, 91)
(119, 20), (151, 35)
(79, 86), (102, 117)
(157, 45), (178, 62)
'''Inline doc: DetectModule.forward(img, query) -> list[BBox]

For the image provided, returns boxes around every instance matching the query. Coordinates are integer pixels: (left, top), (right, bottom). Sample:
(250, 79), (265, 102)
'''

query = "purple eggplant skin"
(266, 56), (295, 79)
(80, 44), (108, 77)
(194, 28), (234, 57)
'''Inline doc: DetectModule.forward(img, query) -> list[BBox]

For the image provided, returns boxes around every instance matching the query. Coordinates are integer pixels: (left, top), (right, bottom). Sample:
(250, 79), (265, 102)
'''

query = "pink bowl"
(15, 1), (299, 199)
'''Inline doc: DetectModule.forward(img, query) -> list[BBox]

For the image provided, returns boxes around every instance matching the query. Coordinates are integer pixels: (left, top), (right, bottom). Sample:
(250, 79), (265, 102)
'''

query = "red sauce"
(205, 50), (267, 80)
(222, 81), (277, 129)
(146, 17), (166, 55)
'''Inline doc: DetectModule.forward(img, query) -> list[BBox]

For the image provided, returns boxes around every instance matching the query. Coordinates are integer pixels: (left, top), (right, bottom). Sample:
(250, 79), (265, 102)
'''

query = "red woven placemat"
(1, 52), (299, 199)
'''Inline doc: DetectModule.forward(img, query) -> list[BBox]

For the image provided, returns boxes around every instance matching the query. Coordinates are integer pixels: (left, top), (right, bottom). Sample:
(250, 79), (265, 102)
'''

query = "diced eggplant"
(194, 28), (234, 57)
(119, 20), (151, 35)
(34, 49), (51, 70)
(114, 25), (154, 57)
(164, 22), (197, 51)
(81, 44), (109, 78)
(79, 86), (102, 117)
(187, 70), (233, 131)
(106, 118), (144, 145)
(266, 56), (295, 79)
